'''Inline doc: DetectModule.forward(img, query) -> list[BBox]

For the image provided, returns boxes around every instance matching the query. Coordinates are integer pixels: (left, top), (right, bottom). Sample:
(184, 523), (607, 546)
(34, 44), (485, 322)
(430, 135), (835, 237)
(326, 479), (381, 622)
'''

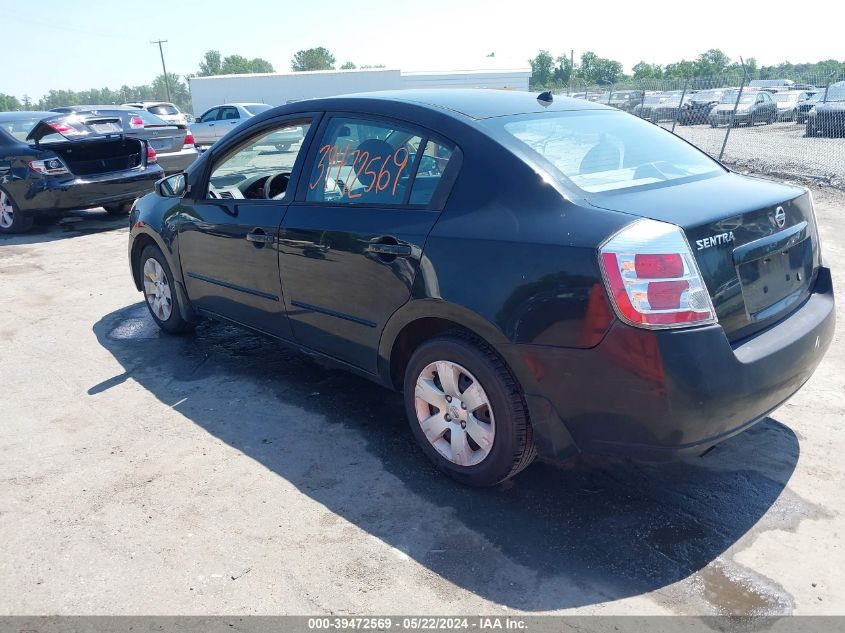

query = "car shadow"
(91, 303), (801, 612)
(0, 208), (128, 245)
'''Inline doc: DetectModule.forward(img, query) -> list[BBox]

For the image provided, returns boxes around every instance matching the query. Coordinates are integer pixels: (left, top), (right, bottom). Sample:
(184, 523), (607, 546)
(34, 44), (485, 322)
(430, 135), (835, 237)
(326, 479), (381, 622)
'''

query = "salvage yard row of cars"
(578, 80), (845, 134)
(2, 82), (843, 234)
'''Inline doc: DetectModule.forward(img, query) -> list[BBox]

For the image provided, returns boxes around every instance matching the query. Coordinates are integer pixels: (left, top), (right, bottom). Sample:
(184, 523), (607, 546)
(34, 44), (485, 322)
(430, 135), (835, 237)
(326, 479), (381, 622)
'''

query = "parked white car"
(122, 101), (188, 126)
(190, 103), (304, 150)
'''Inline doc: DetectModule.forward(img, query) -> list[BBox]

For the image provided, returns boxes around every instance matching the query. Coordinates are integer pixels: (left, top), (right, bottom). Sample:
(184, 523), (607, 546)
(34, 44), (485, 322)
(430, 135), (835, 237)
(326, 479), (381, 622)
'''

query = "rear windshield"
(243, 104), (273, 115)
(148, 104), (179, 116)
(0, 116), (42, 142)
(721, 92), (757, 104)
(492, 110), (723, 194)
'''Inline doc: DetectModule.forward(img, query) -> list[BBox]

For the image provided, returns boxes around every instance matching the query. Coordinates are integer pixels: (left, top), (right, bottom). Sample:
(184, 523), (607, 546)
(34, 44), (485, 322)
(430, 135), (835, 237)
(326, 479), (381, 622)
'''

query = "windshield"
(494, 110), (723, 194)
(824, 83), (845, 102)
(244, 104), (273, 115)
(721, 92), (757, 104)
(693, 90), (722, 102)
(773, 93), (799, 103)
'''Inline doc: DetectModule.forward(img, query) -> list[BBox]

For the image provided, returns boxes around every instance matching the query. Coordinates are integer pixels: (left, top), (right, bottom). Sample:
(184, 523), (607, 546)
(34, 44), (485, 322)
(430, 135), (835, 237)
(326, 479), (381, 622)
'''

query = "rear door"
(176, 116), (315, 338)
(216, 106), (243, 140)
(279, 114), (459, 373)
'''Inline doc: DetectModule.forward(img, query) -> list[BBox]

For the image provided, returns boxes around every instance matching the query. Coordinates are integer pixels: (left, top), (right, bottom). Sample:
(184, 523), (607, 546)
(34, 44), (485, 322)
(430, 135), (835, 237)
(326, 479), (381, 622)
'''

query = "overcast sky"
(4, 0), (841, 100)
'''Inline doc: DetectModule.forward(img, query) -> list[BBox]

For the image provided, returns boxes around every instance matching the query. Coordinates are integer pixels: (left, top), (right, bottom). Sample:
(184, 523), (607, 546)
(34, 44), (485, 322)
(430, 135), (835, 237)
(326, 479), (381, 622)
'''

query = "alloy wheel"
(143, 257), (173, 321)
(414, 360), (495, 466)
(0, 191), (14, 229)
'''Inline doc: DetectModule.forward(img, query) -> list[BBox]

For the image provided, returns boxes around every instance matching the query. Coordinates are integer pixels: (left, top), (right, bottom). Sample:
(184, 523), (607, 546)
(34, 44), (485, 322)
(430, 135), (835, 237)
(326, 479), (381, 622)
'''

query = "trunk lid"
(26, 114), (123, 143)
(589, 173), (820, 341)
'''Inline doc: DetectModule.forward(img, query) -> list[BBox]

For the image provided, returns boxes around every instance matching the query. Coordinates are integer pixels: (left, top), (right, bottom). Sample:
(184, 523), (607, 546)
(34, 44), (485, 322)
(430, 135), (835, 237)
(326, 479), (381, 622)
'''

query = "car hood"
(26, 113), (123, 142)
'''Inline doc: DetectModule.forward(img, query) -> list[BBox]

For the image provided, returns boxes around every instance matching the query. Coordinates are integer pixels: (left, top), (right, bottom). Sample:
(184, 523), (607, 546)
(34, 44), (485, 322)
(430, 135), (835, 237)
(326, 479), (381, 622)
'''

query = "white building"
(188, 67), (531, 116)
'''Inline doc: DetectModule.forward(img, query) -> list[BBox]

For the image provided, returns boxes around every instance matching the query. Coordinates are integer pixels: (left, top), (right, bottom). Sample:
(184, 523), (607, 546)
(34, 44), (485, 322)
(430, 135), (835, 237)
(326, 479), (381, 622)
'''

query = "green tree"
(579, 51), (623, 85)
(198, 50), (222, 76)
(663, 60), (697, 79)
(554, 55), (573, 86)
(528, 50), (555, 89)
(632, 61), (663, 80)
(249, 58), (274, 73)
(360, 64), (386, 69)
(340, 62), (357, 70)
(291, 47), (336, 71)
(0, 94), (22, 111)
(695, 48), (731, 76)
(151, 73), (192, 112)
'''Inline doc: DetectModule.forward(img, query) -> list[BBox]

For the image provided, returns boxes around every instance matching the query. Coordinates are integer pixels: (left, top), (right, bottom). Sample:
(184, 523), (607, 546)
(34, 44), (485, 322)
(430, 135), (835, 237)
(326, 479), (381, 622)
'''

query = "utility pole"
(150, 39), (171, 102)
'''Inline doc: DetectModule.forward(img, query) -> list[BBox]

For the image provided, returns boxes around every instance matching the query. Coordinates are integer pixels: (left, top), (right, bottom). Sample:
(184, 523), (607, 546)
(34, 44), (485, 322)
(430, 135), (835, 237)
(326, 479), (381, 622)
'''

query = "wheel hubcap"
(142, 258), (172, 321)
(414, 360), (495, 467)
(0, 192), (14, 229)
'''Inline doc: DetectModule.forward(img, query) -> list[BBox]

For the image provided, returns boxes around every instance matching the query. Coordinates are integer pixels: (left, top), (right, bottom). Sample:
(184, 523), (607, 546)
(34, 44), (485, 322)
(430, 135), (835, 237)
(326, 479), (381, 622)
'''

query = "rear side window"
(305, 117), (454, 206)
(148, 104), (179, 116)
(218, 107), (240, 121)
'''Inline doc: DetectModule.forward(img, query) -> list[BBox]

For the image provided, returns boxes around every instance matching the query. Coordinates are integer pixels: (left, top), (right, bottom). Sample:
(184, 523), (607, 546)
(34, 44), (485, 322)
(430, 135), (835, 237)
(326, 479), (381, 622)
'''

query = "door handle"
(367, 243), (411, 257)
(246, 229), (275, 245)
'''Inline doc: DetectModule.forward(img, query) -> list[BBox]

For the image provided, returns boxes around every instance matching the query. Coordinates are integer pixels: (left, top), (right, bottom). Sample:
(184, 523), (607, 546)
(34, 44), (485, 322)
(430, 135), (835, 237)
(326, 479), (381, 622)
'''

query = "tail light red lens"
(599, 219), (716, 329)
(183, 131), (195, 147)
(634, 253), (684, 278)
(147, 145), (157, 164)
(129, 115), (145, 129)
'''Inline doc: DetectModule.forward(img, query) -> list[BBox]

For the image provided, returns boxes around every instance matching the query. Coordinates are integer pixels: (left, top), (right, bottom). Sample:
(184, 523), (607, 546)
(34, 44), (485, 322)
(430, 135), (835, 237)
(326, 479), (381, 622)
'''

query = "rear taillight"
(48, 121), (86, 137)
(129, 115), (145, 129)
(28, 158), (70, 175)
(183, 131), (195, 147)
(147, 145), (157, 164)
(599, 219), (716, 329)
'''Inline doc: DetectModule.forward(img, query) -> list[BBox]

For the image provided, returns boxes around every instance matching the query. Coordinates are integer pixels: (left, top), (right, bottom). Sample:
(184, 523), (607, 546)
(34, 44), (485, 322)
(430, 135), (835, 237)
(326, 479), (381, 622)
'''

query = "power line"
(151, 39), (172, 102)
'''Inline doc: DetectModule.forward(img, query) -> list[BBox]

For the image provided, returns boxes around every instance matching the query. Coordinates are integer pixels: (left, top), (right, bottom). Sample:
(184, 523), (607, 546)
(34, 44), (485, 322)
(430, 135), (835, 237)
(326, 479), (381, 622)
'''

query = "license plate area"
(91, 122), (121, 134)
(737, 236), (813, 320)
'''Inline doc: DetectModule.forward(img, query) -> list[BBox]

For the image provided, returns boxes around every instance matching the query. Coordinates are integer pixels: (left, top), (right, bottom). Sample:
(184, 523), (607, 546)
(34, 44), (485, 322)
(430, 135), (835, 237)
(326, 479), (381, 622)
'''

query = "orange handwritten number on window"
(309, 145), (333, 190)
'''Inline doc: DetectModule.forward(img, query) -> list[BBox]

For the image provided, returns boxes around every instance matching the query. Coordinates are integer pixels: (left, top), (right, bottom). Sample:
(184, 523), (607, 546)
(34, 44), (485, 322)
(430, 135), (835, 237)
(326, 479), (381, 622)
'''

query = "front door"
(279, 115), (458, 373)
(177, 117), (314, 338)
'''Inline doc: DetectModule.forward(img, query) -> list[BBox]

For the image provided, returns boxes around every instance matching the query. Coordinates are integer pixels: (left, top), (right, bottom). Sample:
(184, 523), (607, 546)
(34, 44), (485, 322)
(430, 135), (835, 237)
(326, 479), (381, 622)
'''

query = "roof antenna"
(537, 90), (553, 107)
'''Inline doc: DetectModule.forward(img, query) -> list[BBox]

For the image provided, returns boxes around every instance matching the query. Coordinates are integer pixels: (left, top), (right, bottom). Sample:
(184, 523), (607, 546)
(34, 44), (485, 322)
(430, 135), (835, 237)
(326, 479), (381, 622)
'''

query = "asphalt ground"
(1, 185), (843, 616)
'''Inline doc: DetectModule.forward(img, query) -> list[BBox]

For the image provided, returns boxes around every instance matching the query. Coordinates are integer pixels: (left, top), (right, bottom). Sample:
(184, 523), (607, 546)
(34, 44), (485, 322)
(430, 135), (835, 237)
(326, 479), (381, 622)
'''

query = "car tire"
(138, 244), (194, 335)
(104, 201), (135, 216)
(403, 332), (536, 487)
(0, 188), (34, 235)
(275, 143), (292, 152)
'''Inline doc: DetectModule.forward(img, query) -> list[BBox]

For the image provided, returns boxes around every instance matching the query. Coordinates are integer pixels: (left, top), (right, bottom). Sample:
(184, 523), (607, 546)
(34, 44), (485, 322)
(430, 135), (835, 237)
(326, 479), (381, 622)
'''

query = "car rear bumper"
(156, 147), (199, 174)
(710, 112), (751, 125)
(520, 266), (835, 461)
(14, 166), (162, 214)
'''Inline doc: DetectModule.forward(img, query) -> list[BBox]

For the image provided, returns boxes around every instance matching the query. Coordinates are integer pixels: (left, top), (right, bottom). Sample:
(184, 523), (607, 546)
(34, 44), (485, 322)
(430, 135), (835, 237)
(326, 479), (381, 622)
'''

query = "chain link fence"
(558, 71), (845, 187)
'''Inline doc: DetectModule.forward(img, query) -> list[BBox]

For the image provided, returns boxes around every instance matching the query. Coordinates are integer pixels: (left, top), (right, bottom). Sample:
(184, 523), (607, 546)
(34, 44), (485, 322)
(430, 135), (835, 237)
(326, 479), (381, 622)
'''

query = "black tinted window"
(148, 104), (179, 116)
(305, 117), (452, 206)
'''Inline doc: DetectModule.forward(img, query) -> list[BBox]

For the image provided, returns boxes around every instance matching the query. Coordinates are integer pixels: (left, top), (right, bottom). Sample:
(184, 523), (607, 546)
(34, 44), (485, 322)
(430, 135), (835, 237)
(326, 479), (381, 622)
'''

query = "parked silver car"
(122, 101), (188, 126)
(190, 103), (305, 149)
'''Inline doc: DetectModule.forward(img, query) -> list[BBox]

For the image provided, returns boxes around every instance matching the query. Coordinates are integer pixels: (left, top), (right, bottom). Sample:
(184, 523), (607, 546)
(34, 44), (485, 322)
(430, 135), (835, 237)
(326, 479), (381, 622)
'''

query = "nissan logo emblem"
(775, 206), (786, 229)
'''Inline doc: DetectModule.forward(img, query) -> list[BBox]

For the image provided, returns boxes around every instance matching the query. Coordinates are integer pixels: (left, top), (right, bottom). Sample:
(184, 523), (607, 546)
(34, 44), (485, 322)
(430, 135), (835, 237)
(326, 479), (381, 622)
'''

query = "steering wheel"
(264, 173), (290, 200)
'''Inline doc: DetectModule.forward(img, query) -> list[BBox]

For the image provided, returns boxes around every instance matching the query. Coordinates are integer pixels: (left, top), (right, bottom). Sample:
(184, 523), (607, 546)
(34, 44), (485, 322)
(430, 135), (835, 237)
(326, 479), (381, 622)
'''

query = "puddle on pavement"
(696, 562), (789, 616)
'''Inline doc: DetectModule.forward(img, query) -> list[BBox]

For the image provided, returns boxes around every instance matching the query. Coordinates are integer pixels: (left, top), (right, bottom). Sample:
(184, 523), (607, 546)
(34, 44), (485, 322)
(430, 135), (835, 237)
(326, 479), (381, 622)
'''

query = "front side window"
(206, 120), (311, 200)
(200, 108), (220, 123)
(493, 110), (723, 194)
(305, 117), (453, 206)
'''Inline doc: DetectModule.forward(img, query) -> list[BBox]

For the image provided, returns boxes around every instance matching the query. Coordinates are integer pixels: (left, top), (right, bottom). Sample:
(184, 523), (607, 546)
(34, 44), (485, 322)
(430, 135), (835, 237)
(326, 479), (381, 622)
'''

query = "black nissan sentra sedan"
(128, 90), (835, 486)
(0, 111), (162, 234)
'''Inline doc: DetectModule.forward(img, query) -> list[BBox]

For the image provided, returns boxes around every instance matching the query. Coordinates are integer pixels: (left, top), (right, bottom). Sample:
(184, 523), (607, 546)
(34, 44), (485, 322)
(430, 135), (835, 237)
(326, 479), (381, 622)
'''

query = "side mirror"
(155, 173), (188, 198)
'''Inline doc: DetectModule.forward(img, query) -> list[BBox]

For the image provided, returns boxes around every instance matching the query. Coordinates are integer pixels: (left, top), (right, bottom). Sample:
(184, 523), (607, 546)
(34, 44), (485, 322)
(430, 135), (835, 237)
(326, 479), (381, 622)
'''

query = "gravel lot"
(664, 121), (845, 183)
(1, 185), (844, 616)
